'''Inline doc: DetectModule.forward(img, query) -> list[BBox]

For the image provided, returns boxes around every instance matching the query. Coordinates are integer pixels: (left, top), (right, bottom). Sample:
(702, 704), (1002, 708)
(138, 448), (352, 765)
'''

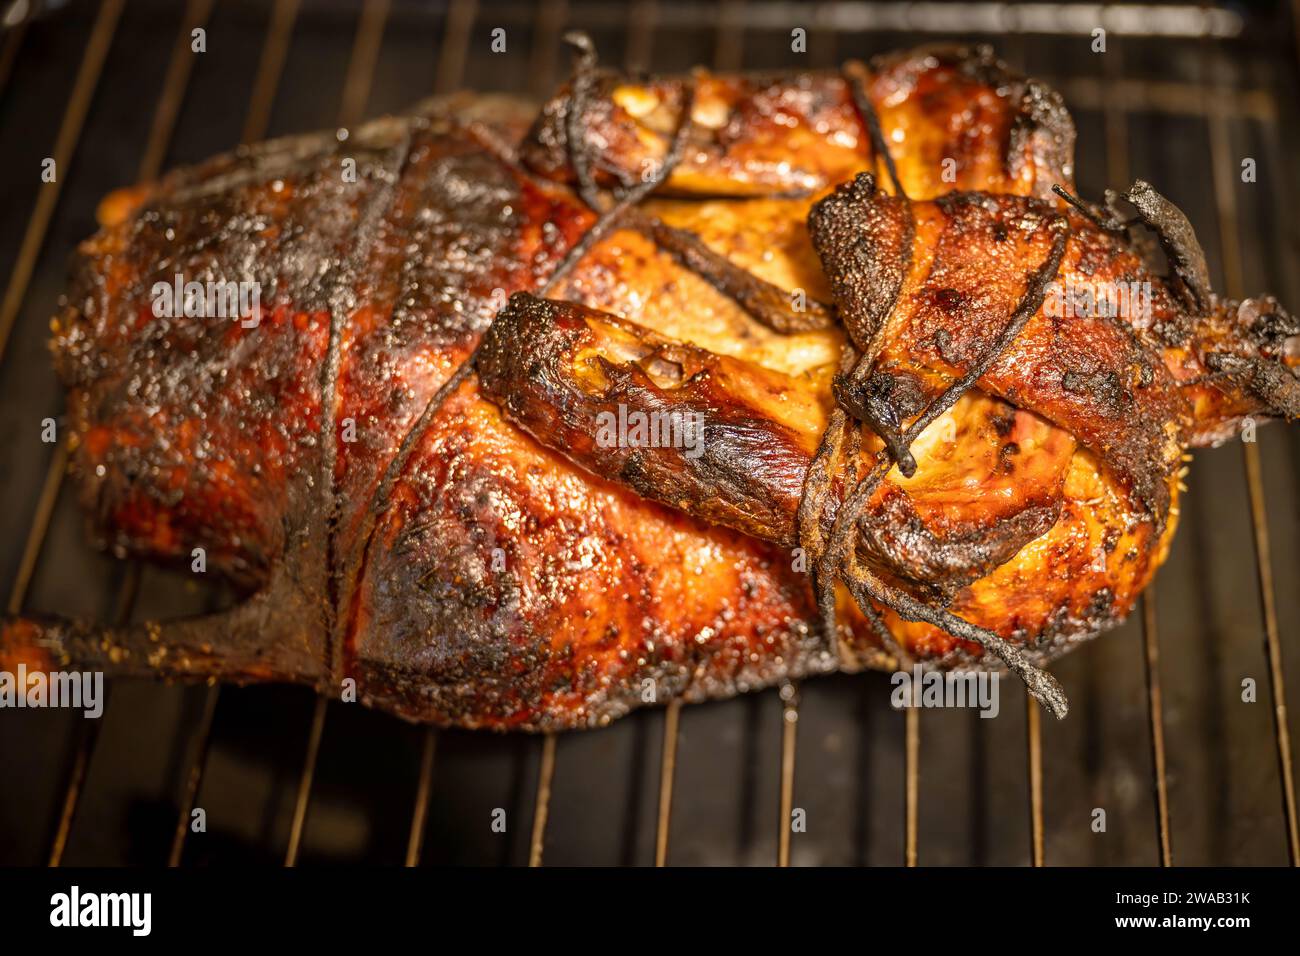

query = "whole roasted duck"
(3, 40), (1296, 729)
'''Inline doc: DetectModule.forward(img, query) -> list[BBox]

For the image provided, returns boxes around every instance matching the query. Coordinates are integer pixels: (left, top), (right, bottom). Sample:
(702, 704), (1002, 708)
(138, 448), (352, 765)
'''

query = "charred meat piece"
(2, 45), (1297, 729)
(477, 294), (1077, 596)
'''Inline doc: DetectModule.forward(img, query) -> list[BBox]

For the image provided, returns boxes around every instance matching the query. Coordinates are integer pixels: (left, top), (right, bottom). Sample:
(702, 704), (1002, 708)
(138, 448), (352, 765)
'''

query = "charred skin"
(521, 44), (1075, 201)
(1, 49), (1296, 729)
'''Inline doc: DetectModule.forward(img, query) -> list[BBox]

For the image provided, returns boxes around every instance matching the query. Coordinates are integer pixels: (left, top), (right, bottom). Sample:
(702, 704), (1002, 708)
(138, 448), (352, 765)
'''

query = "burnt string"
(1051, 182), (1132, 233)
(794, 64), (1073, 716)
(834, 67), (918, 474)
(805, 212), (1071, 715)
(844, 60), (907, 201)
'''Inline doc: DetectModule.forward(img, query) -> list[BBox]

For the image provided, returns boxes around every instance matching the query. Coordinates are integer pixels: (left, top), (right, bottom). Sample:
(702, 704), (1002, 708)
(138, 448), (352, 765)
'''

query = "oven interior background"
(0, 0), (1297, 866)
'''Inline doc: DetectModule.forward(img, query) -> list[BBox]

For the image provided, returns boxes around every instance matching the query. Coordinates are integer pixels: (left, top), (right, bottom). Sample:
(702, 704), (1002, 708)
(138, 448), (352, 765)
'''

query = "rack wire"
(1100, 36), (1172, 869)
(1202, 32), (1300, 863)
(2, 0), (1295, 868)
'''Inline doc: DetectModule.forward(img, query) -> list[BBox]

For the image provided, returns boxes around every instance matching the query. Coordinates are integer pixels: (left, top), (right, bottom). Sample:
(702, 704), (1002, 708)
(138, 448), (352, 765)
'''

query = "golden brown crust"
(521, 44), (1075, 201)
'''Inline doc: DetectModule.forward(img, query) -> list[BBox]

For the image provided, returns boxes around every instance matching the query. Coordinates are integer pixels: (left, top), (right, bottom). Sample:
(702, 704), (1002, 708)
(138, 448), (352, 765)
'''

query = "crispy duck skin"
(521, 44), (1075, 201)
(2, 46), (1297, 729)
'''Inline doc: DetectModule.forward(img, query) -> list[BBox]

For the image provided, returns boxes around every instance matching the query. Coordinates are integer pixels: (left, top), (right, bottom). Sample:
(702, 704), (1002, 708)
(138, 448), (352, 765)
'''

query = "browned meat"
(1, 44), (1296, 729)
(476, 294), (1077, 590)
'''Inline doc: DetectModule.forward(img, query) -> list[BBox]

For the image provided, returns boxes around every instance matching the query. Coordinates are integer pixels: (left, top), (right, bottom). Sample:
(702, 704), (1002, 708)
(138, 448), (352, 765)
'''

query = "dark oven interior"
(1, 0), (1298, 866)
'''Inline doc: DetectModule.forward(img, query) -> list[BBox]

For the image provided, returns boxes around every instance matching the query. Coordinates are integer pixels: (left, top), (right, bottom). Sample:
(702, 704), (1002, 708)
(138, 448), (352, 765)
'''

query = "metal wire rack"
(0, 0), (1296, 867)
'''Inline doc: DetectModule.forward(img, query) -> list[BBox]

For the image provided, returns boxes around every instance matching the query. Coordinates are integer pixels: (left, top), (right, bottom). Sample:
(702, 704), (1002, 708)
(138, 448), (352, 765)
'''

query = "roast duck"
(3, 39), (1297, 729)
